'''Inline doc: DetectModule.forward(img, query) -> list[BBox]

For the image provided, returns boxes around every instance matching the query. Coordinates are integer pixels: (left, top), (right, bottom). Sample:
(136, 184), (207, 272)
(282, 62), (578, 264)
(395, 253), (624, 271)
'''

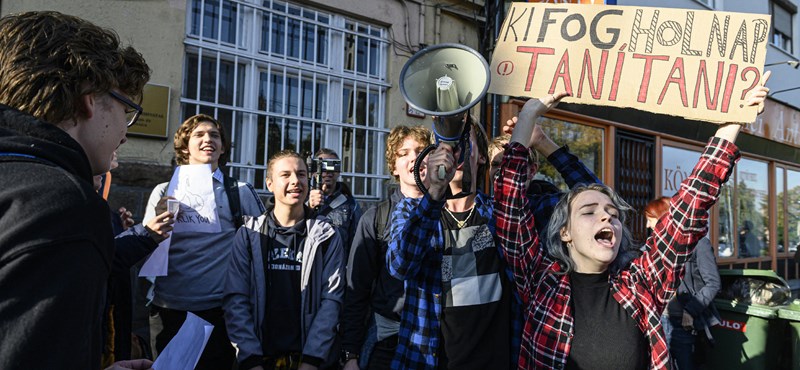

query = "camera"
(306, 156), (342, 191)
(307, 157), (341, 174)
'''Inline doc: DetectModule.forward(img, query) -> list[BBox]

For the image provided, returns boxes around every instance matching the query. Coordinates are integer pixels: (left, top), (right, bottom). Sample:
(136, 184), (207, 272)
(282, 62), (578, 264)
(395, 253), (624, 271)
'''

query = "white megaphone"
(399, 43), (490, 197)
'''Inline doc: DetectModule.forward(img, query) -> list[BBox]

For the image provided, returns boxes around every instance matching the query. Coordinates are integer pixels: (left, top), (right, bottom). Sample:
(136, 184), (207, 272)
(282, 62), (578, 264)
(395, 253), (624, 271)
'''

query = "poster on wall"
(489, 3), (770, 124)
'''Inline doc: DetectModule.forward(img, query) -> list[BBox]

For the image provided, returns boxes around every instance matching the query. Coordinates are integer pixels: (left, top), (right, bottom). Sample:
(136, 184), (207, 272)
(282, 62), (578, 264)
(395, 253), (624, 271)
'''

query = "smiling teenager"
(143, 114), (265, 370)
(224, 150), (344, 370)
(494, 73), (771, 370)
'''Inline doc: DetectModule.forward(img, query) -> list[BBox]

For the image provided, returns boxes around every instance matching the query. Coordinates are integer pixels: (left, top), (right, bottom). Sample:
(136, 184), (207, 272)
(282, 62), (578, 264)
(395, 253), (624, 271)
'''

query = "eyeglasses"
(108, 90), (143, 127)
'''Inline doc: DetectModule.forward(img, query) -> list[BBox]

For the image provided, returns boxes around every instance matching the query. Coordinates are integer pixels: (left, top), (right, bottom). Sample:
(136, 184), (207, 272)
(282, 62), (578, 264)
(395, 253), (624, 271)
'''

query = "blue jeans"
(669, 317), (697, 370)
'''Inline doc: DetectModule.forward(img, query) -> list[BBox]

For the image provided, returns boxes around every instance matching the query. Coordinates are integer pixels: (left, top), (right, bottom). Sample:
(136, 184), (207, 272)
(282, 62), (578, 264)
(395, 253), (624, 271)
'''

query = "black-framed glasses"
(108, 90), (143, 127)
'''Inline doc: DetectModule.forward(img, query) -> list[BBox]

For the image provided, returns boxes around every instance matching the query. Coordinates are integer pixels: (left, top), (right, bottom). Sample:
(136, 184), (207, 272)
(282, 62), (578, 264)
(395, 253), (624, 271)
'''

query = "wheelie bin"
(706, 269), (791, 370)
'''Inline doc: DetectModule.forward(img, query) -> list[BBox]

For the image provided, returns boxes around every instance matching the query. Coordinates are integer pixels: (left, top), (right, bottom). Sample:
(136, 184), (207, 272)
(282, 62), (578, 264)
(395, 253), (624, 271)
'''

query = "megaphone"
(400, 43), (490, 143)
(399, 43), (490, 198)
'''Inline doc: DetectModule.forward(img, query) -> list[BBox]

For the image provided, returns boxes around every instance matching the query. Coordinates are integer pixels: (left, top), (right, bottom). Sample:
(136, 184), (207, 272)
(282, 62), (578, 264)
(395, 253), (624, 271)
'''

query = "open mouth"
(200, 145), (216, 154)
(594, 228), (615, 247)
(286, 188), (303, 197)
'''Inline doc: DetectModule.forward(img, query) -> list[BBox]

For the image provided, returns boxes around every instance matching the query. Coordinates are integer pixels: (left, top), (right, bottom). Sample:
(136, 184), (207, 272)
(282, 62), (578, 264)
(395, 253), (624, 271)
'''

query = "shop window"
(780, 168), (800, 254)
(771, 0), (795, 53)
(183, 0), (389, 199)
(536, 117), (604, 189)
(736, 158), (770, 258)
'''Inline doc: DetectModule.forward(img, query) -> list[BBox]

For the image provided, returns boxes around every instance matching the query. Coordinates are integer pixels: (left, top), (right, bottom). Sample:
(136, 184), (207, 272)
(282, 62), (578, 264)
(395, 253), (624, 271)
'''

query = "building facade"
(3, 0), (799, 280)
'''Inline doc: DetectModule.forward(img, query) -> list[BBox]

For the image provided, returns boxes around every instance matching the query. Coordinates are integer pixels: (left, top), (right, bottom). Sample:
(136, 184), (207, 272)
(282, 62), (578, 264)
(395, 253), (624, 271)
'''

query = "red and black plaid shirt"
(494, 138), (739, 370)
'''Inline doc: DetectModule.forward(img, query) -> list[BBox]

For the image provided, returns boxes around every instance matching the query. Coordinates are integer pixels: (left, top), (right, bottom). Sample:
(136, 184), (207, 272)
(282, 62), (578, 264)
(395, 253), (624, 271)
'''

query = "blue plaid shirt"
(387, 145), (601, 369)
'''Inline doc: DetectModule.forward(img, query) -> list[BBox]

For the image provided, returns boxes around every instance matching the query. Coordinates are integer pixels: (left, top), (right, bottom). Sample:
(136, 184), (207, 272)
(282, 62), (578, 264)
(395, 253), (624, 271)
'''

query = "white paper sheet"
(170, 164), (221, 234)
(153, 313), (214, 370)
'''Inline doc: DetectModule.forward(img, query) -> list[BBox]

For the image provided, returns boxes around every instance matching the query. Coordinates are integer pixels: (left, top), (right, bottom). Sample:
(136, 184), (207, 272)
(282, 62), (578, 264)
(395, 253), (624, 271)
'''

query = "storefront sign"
(490, 3), (770, 124)
(128, 83), (170, 138)
(746, 99), (800, 149)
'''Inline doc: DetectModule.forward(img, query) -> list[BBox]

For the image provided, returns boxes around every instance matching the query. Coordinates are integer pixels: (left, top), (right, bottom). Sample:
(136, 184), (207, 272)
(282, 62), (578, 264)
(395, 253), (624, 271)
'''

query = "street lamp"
(765, 60), (800, 68)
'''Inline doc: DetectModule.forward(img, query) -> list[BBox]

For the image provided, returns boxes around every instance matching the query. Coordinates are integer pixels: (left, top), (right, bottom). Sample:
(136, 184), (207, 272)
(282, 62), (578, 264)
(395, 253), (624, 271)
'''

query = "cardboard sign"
(489, 3), (770, 124)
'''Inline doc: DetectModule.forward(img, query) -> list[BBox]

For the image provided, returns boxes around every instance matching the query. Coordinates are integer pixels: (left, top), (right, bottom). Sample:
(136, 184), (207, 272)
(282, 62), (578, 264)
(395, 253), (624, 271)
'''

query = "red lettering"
(693, 61), (724, 110)
(548, 49), (574, 95)
(720, 64), (739, 113)
(633, 54), (670, 103)
(608, 51), (625, 101)
(517, 46), (556, 92)
(657, 57), (688, 106)
(577, 49), (608, 100)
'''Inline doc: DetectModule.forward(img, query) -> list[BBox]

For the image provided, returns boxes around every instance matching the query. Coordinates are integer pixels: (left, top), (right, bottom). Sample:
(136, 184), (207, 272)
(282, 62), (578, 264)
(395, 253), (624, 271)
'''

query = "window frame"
(182, 0), (391, 200)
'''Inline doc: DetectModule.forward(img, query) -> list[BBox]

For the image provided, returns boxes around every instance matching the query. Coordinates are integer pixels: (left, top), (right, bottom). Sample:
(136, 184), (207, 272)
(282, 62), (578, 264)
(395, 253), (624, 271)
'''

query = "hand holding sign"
(715, 70), (771, 143)
(510, 92), (570, 154)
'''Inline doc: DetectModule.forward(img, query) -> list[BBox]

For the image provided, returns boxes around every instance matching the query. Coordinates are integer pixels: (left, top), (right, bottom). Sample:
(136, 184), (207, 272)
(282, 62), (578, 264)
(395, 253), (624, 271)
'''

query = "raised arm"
(495, 92), (568, 303)
(633, 72), (770, 307)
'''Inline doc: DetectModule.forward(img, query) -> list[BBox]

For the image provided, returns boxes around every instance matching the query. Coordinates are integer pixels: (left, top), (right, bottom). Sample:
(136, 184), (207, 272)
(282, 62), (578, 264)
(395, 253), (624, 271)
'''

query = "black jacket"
(0, 105), (115, 370)
(341, 188), (405, 353)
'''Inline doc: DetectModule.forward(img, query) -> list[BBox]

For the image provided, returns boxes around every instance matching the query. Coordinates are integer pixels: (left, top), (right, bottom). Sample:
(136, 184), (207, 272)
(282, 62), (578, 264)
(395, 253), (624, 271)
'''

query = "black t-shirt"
(566, 271), (648, 370)
(438, 206), (510, 370)
(261, 212), (306, 356)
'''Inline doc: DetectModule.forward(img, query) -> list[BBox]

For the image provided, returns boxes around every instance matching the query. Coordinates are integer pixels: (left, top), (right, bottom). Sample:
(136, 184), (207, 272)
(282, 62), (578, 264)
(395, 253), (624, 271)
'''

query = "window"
(183, 0), (389, 199)
(535, 117), (604, 190)
(771, 0), (795, 53)
(660, 146), (771, 259)
(736, 158), (770, 258)
(777, 167), (800, 255)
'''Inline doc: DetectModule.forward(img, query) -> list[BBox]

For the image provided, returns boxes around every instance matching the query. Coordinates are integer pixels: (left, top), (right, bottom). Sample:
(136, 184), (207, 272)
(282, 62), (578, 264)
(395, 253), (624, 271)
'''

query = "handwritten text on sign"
(489, 3), (770, 124)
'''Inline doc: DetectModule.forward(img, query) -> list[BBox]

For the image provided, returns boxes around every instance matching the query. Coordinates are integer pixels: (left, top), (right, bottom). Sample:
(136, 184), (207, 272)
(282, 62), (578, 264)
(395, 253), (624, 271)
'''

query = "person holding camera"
(308, 148), (362, 255)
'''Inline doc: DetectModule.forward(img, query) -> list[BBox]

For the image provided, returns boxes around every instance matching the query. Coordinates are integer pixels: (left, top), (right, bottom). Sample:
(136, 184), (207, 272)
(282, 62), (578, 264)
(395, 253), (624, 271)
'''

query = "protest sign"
(489, 3), (770, 123)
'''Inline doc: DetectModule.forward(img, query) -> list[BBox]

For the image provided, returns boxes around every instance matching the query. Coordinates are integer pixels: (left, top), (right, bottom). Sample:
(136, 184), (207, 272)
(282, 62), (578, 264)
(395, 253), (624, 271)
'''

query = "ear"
(265, 176), (274, 192)
(560, 226), (572, 244)
(76, 93), (96, 120)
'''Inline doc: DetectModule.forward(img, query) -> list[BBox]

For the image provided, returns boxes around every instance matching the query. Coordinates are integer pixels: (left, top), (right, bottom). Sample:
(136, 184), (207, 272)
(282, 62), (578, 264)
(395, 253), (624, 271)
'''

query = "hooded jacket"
(223, 198), (344, 368)
(0, 105), (114, 370)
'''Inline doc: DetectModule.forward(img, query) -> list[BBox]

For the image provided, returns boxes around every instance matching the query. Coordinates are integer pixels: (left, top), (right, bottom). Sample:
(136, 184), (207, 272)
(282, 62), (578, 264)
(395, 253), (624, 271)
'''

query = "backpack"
(373, 199), (393, 243)
(223, 174), (243, 229)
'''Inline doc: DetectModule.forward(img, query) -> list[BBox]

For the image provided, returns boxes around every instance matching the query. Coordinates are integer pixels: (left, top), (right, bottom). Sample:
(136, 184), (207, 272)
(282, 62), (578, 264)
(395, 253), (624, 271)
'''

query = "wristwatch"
(341, 350), (360, 363)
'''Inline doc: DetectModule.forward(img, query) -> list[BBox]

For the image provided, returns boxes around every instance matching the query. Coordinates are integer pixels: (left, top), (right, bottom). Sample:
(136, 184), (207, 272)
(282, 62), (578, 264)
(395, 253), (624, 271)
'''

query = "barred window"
(182, 0), (390, 199)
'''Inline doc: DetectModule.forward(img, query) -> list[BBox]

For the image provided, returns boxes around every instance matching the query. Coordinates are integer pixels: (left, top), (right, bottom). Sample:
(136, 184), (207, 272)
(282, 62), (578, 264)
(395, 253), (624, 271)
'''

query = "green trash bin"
(706, 269), (790, 370)
(778, 301), (800, 370)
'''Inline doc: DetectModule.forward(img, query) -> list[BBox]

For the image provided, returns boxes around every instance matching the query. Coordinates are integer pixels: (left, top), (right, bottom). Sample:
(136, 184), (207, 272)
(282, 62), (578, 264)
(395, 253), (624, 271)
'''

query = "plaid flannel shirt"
(387, 146), (600, 369)
(494, 138), (739, 370)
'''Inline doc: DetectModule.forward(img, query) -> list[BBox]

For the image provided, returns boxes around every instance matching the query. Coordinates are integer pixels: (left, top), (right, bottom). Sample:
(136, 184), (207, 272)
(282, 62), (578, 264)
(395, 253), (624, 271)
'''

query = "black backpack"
(222, 175), (243, 229)
(373, 199), (393, 243)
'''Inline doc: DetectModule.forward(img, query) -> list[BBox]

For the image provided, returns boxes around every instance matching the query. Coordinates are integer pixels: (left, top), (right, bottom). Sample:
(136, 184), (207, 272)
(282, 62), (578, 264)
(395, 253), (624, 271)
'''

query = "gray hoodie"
(223, 208), (344, 367)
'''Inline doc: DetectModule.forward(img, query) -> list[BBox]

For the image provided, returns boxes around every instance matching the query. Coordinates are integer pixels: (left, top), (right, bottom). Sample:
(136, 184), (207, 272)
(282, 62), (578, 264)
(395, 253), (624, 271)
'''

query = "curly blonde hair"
(385, 125), (432, 181)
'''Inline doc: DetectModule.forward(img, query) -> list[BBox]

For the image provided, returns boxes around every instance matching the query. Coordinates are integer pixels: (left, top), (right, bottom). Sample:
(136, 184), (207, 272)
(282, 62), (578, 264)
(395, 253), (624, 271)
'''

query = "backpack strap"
(223, 175), (243, 229)
(374, 199), (393, 242)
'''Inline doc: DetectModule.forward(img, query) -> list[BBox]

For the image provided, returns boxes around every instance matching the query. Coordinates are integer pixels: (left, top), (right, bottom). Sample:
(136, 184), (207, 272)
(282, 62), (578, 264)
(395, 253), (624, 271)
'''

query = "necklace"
(443, 205), (476, 229)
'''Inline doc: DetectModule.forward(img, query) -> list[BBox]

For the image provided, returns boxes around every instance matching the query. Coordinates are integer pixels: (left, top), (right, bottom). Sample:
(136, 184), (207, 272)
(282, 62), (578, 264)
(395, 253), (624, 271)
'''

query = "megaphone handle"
(438, 165), (446, 181)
